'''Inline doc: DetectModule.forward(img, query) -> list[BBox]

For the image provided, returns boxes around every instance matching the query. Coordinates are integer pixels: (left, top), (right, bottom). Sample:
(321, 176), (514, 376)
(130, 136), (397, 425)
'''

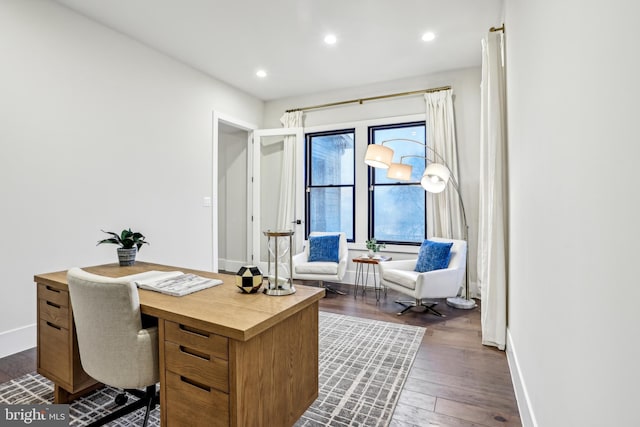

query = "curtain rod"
(490, 24), (505, 32)
(285, 85), (451, 113)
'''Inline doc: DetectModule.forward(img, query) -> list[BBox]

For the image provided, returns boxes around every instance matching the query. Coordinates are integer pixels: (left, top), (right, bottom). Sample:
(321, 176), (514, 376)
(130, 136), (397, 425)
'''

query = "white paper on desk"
(133, 271), (222, 296)
(116, 270), (182, 284)
(131, 271), (184, 285)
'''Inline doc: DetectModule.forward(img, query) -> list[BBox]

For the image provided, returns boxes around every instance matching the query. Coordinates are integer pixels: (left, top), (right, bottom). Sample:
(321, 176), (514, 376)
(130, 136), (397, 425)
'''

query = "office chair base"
(319, 280), (346, 296)
(395, 299), (445, 317)
(114, 393), (128, 405)
(324, 286), (346, 295)
(87, 385), (158, 427)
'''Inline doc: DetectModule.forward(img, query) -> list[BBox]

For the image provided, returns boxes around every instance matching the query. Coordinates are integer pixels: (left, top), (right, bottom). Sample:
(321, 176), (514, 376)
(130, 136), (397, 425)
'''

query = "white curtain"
(478, 31), (508, 350)
(425, 90), (464, 241)
(277, 111), (303, 234)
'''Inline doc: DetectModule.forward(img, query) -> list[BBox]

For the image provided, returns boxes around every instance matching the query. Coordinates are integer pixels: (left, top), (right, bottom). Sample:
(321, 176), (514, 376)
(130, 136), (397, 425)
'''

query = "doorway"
(212, 112), (256, 273)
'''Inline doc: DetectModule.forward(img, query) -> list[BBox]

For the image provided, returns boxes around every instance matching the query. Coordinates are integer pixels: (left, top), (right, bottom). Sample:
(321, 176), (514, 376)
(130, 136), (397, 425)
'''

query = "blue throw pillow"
(308, 235), (340, 263)
(415, 240), (454, 273)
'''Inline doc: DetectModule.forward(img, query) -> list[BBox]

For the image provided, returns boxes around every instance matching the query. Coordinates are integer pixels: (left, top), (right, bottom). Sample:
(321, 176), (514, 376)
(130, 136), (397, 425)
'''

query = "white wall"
(0, 0), (263, 357)
(217, 125), (249, 272)
(504, 1), (640, 425)
(264, 68), (481, 286)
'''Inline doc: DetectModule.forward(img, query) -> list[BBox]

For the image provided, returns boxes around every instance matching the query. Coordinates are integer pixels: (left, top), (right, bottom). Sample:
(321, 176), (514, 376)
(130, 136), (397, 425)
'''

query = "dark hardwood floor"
(0, 282), (521, 427)
(319, 282), (521, 427)
(0, 346), (36, 384)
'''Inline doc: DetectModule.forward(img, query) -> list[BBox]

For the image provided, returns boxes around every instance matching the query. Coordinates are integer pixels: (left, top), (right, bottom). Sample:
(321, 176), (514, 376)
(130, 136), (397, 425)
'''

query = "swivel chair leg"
(423, 304), (445, 317)
(87, 385), (158, 427)
(396, 302), (414, 315)
(395, 298), (446, 317)
(320, 280), (346, 296)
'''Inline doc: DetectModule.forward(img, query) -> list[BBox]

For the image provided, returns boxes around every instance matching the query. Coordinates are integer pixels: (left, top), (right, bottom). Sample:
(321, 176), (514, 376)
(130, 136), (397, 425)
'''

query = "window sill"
(348, 242), (420, 255)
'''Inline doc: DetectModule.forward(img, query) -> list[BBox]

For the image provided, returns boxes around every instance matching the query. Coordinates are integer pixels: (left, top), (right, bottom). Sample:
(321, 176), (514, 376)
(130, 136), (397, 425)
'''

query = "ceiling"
(54, 0), (503, 101)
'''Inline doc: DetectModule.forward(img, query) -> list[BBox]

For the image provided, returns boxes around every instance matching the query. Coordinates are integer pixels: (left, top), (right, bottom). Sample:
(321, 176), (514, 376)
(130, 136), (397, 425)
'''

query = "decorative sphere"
(235, 265), (263, 293)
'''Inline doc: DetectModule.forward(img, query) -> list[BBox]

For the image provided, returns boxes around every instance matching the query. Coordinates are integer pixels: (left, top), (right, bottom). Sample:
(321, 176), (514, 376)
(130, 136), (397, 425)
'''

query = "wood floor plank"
(0, 348), (36, 379)
(409, 365), (516, 397)
(396, 387), (437, 412)
(436, 397), (521, 427)
(403, 377), (519, 415)
(391, 401), (490, 427)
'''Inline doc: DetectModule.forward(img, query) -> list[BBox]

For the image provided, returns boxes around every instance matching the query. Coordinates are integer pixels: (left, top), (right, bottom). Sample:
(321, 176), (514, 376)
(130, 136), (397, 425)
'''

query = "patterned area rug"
(0, 312), (424, 427)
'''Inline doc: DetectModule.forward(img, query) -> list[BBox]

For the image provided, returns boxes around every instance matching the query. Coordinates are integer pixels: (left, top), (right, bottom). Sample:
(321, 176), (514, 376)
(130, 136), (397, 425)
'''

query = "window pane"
(373, 124), (426, 184)
(310, 133), (354, 185)
(308, 187), (353, 240)
(373, 185), (425, 243)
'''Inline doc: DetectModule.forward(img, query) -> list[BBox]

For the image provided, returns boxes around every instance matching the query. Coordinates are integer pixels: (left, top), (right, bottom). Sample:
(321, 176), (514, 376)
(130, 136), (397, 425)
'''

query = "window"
(369, 122), (426, 244)
(306, 129), (355, 241)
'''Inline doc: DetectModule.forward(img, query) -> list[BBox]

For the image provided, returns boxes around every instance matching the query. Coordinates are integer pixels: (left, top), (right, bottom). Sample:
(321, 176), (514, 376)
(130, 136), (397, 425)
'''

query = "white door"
(250, 128), (304, 270)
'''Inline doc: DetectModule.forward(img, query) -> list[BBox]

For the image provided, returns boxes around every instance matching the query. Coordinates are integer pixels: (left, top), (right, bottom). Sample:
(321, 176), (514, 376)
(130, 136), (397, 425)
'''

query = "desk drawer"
(164, 321), (228, 360)
(38, 299), (69, 328)
(165, 341), (228, 393)
(165, 371), (229, 427)
(37, 283), (69, 308)
(38, 319), (70, 384)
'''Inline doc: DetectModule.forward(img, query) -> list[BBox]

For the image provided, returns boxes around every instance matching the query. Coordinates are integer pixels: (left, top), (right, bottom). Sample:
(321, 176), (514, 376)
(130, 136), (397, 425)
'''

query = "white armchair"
(292, 232), (348, 295)
(379, 237), (467, 316)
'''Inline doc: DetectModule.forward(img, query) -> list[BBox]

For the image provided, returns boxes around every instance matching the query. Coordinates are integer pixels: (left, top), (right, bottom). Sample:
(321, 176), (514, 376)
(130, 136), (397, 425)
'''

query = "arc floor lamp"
(364, 138), (476, 309)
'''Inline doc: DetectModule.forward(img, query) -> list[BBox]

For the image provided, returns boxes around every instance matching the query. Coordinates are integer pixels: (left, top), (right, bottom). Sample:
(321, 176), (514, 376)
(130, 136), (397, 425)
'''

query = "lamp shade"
(386, 162), (412, 180)
(421, 163), (450, 193)
(364, 144), (393, 168)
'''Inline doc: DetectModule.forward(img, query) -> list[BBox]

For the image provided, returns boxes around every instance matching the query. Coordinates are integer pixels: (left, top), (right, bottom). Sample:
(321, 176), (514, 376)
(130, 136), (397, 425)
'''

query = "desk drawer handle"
(180, 376), (210, 392)
(179, 324), (210, 338)
(179, 346), (210, 361)
(45, 285), (60, 293)
(46, 321), (61, 330)
(46, 301), (61, 309)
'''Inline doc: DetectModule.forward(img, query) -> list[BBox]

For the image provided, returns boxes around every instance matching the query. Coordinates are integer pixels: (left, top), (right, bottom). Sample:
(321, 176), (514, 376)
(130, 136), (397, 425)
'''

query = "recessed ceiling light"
(324, 34), (337, 45)
(422, 32), (436, 42)
(256, 69), (267, 78)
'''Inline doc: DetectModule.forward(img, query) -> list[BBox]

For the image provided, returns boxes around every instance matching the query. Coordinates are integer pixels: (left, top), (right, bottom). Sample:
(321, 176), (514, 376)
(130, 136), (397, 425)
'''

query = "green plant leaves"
(97, 228), (149, 250)
(96, 237), (120, 246)
(365, 237), (385, 252)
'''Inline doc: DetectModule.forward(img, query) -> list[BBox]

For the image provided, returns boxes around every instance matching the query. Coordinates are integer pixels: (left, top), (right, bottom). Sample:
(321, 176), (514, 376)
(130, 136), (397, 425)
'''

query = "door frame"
(212, 111), (257, 272)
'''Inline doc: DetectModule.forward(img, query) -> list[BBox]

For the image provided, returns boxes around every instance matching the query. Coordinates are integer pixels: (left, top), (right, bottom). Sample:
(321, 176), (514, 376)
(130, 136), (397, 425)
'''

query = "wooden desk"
(34, 262), (325, 427)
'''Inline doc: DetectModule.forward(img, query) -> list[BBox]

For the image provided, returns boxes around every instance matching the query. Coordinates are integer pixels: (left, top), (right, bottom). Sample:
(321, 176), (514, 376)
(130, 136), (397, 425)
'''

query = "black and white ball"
(235, 265), (263, 293)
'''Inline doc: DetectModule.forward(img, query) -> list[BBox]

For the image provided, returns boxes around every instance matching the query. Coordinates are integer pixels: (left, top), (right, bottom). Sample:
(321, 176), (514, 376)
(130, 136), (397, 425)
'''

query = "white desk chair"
(67, 268), (159, 427)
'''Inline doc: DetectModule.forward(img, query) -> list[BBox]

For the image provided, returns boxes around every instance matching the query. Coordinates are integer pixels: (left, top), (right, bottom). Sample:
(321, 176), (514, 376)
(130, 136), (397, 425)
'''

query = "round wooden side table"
(352, 255), (391, 301)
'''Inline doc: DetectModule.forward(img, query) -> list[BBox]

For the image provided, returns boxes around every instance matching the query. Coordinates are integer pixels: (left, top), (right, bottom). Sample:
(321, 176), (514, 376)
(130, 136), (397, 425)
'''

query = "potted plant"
(365, 238), (385, 258)
(97, 228), (149, 266)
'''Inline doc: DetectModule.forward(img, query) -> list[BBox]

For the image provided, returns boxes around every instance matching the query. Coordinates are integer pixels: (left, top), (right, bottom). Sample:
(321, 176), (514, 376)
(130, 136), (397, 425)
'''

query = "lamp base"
(446, 297), (477, 310)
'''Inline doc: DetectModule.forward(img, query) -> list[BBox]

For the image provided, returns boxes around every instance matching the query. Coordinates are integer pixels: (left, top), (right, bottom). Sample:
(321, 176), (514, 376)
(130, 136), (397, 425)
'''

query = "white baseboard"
(506, 328), (538, 427)
(218, 259), (248, 274)
(0, 323), (36, 359)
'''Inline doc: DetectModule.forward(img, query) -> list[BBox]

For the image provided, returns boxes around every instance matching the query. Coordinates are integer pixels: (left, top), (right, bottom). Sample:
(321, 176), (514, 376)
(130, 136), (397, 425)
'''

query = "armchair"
(67, 268), (159, 427)
(292, 232), (348, 295)
(379, 237), (467, 316)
